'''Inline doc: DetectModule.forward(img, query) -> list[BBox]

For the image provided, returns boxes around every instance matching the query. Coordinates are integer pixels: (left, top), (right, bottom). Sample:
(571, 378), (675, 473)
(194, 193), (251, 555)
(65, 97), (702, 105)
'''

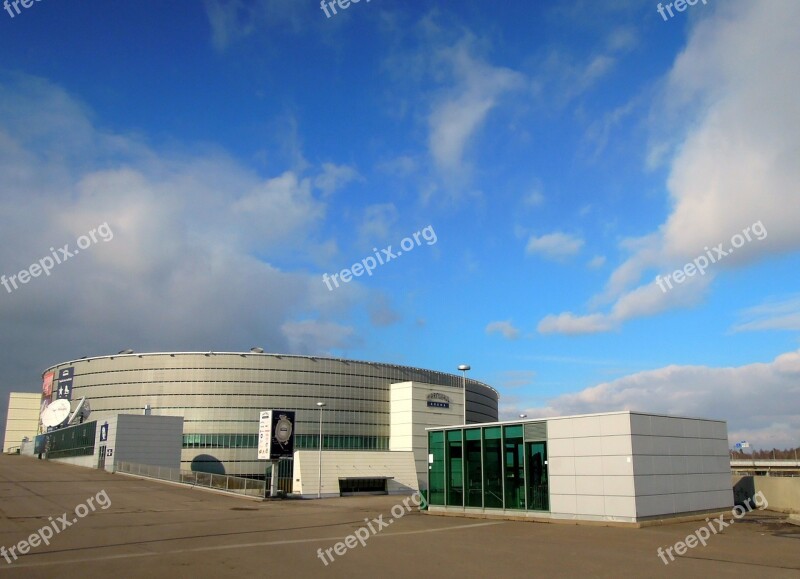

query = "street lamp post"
(316, 401), (326, 499)
(457, 365), (470, 425)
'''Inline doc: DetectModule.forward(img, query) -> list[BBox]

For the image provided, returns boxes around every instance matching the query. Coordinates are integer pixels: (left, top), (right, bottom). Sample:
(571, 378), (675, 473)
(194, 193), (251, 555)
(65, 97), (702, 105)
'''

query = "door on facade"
(98, 445), (106, 469)
(525, 441), (549, 511)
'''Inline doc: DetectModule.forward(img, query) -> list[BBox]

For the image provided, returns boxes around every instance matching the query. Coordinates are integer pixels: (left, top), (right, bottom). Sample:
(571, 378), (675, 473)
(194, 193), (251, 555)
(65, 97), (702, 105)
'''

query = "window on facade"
(482, 426), (503, 508)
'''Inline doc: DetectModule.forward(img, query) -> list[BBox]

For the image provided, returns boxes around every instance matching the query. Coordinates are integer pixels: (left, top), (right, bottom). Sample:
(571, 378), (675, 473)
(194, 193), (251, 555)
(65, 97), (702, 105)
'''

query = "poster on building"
(258, 410), (295, 460)
(42, 372), (54, 397)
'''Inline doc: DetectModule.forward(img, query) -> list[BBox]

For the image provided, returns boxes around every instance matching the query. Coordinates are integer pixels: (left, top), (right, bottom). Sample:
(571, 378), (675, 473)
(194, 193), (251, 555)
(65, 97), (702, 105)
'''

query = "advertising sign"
(258, 410), (295, 460)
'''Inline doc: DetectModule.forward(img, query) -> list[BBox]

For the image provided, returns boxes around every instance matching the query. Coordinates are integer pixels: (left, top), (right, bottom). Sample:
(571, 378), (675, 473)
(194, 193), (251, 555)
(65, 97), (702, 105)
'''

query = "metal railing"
(115, 461), (266, 498)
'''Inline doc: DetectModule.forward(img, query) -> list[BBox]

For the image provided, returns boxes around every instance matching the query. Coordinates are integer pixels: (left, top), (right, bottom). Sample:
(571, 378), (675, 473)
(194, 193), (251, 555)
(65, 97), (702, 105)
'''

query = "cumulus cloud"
(485, 320), (520, 340)
(538, 0), (800, 333)
(515, 348), (800, 449)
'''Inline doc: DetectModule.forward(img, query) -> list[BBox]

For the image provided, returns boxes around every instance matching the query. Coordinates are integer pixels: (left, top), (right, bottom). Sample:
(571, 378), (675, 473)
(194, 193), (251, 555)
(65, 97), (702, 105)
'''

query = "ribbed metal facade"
(43, 352), (498, 477)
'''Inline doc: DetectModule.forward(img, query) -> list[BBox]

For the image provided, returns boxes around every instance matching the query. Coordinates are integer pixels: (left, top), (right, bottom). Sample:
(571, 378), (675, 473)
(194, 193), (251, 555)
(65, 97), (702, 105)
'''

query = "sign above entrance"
(427, 393), (451, 409)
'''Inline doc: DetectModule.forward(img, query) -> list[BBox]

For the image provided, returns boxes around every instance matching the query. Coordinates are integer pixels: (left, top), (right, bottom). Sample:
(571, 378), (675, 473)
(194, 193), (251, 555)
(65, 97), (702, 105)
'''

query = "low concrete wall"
(732, 475), (800, 514)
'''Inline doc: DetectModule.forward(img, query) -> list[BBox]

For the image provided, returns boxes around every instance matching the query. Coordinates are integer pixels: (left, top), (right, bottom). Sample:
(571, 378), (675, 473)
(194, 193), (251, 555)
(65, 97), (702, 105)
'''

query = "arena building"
(37, 351), (499, 496)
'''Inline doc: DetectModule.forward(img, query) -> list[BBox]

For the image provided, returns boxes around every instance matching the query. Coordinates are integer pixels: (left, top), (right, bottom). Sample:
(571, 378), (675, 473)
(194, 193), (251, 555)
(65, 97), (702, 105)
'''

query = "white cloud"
(525, 232), (584, 261)
(518, 348), (800, 449)
(523, 189), (545, 208)
(427, 37), (524, 175)
(203, 0), (307, 51)
(538, 0), (800, 333)
(731, 295), (800, 332)
(485, 320), (520, 340)
(313, 163), (360, 196)
(357, 203), (398, 246)
(377, 155), (417, 177)
(232, 171), (326, 244)
(537, 313), (613, 335)
(539, 275), (712, 335)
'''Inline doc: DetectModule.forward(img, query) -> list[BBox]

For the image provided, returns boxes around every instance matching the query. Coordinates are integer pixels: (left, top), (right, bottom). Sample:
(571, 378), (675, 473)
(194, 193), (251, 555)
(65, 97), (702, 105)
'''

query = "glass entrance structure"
(427, 422), (549, 512)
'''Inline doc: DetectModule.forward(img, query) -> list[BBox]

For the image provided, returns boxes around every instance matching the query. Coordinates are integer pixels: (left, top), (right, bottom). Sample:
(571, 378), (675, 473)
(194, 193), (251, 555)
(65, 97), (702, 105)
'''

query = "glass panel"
(446, 430), (463, 506)
(464, 429), (482, 507)
(504, 425), (524, 510)
(526, 442), (549, 511)
(482, 426), (503, 508)
(428, 431), (445, 505)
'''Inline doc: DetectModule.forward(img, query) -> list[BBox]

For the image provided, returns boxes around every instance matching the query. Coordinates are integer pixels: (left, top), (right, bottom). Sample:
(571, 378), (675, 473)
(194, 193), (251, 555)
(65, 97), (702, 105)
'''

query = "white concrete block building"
(426, 411), (732, 524)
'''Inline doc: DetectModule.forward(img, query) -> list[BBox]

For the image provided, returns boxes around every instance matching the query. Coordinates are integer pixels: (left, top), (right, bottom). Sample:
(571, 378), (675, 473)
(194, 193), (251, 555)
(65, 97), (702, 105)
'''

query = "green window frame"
(446, 430), (464, 506)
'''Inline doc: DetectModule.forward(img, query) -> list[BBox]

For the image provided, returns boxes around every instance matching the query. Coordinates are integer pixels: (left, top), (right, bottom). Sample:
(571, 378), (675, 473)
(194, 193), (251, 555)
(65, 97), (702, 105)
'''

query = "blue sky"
(0, 0), (798, 449)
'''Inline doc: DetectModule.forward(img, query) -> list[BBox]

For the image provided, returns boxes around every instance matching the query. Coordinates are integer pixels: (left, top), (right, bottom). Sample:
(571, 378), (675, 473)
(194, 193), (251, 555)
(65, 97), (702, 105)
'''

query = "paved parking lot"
(1, 455), (798, 578)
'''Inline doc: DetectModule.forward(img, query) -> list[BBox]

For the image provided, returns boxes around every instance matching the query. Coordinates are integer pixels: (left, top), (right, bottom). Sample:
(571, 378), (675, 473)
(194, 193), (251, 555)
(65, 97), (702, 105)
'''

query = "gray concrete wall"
(732, 475), (800, 514)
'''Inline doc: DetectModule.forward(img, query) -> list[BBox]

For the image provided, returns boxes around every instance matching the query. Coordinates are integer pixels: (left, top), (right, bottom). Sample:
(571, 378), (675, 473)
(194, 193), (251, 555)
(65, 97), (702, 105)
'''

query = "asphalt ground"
(1, 455), (798, 578)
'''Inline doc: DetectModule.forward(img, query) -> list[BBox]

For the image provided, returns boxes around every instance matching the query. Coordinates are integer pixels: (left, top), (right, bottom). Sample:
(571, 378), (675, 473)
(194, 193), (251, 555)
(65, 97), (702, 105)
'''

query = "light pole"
(458, 365), (470, 425)
(519, 414), (528, 420)
(316, 401), (326, 499)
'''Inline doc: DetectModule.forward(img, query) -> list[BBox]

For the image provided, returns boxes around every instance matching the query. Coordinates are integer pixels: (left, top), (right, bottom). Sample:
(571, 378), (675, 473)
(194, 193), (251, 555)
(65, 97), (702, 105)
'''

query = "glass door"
(525, 442), (549, 511)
